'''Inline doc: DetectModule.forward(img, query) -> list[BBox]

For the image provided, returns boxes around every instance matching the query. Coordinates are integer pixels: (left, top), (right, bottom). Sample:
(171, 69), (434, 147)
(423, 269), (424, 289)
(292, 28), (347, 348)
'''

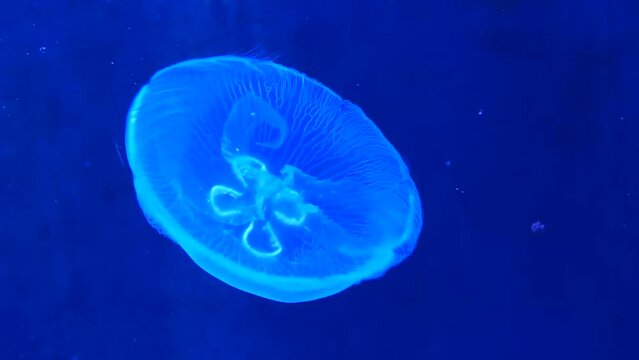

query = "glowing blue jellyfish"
(125, 56), (422, 303)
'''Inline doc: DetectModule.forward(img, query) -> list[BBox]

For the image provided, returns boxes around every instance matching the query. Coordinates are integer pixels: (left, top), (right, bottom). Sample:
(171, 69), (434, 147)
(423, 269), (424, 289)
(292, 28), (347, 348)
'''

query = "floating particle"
(531, 221), (545, 233)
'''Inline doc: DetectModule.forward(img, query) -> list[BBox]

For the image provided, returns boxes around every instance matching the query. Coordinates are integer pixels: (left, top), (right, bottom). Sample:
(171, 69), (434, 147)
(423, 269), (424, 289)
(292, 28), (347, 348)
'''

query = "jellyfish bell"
(125, 56), (422, 303)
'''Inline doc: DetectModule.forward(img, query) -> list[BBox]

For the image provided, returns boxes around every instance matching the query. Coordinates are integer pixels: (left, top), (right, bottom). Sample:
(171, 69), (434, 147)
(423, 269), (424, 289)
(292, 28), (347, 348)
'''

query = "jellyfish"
(125, 56), (422, 303)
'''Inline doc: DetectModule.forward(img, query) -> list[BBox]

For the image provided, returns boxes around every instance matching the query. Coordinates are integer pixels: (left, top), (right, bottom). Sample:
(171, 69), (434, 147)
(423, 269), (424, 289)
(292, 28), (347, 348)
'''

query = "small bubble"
(445, 160), (452, 167)
(38, 46), (47, 54)
(478, 108), (484, 116)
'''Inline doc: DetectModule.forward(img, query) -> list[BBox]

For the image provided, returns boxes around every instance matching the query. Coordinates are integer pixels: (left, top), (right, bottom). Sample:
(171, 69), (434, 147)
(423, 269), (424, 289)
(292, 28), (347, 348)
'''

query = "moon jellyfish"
(125, 56), (422, 303)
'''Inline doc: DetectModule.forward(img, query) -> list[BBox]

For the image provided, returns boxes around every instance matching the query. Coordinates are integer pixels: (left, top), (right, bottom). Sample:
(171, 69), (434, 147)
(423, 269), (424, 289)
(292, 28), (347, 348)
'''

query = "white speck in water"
(38, 46), (47, 54)
(478, 108), (484, 116)
(531, 221), (545, 233)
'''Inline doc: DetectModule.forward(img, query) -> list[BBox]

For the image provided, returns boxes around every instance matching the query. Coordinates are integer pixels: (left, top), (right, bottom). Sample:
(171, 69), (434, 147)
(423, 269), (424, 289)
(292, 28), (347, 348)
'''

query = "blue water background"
(1, 1), (638, 359)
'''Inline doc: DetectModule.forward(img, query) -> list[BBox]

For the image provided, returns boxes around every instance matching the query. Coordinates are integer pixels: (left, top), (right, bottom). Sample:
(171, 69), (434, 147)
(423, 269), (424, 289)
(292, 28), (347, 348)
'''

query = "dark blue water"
(2, 1), (638, 359)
